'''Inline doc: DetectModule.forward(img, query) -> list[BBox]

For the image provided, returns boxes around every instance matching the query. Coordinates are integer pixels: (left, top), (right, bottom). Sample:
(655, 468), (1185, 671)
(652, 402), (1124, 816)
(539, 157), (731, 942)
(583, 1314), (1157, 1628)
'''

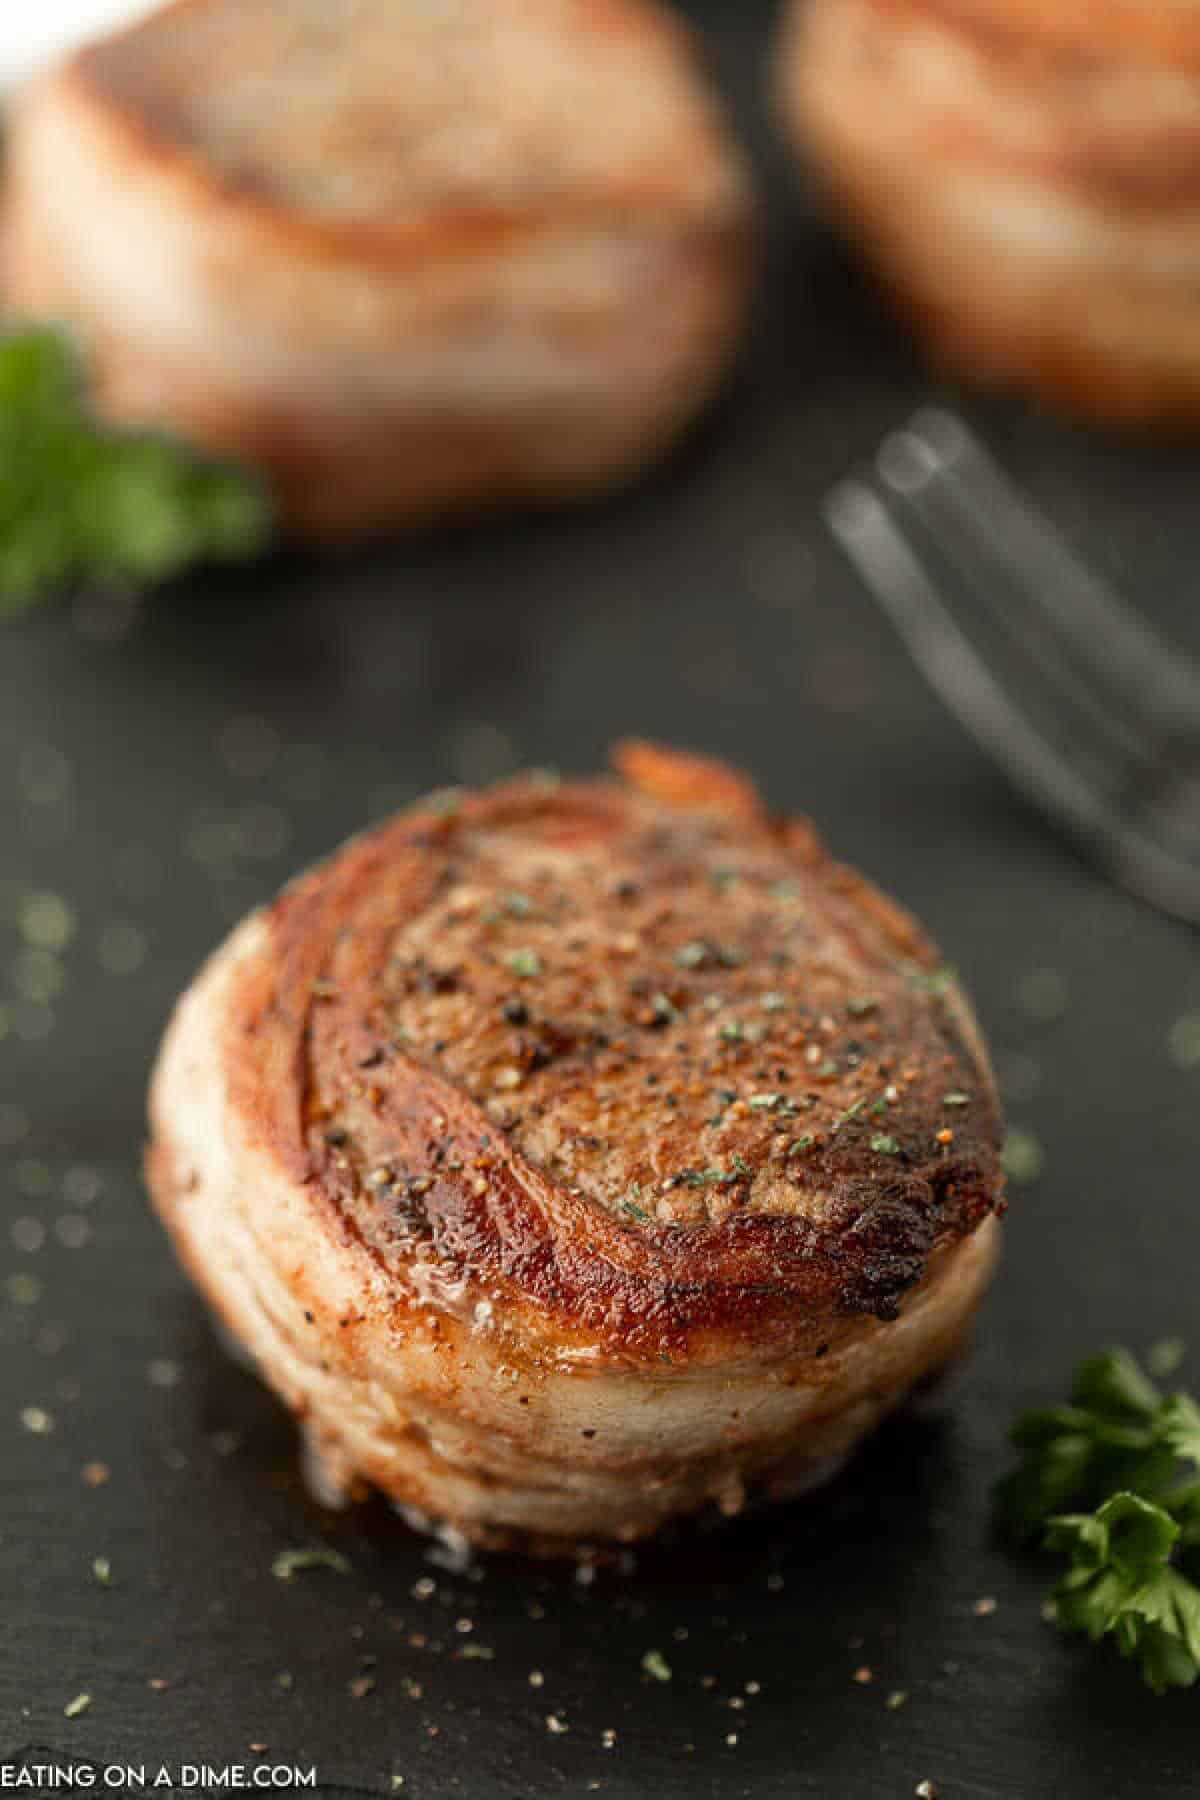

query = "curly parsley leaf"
(1161, 1393), (1200, 1470)
(996, 1347), (1200, 1691)
(0, 325), (271, 613)
(1047, 1494), (1200, 1693)
(993, 1348), (1184, 1544)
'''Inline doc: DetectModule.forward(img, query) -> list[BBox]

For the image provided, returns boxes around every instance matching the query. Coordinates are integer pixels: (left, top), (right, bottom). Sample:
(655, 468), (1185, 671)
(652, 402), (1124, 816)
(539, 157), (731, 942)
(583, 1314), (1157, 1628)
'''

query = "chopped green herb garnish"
(831, 1098), (865, 1131)
(619, 1183), (651, 1223)
(943, 1092), (971, 1107)
(720, 1020), (745, 1042)
(787, 1136), (815, 1155)
(0, 326), (271, 612)
(505, 949), (541, 979)
(760, 991), (787, 1012)
(675, 941), (709, 969)
(1003, 1127), (1044, 1185)
(426, 788), (463, 817)
(846, 997), (879, 1018)
(870, 1134), (901, 1155)
(502, 892), (533, 917)
(904, 963), (957, 996)
(641, 1649), (672, 1682)
(995, 1346), (1200, 1692)
(748, 1092), (782, 1110)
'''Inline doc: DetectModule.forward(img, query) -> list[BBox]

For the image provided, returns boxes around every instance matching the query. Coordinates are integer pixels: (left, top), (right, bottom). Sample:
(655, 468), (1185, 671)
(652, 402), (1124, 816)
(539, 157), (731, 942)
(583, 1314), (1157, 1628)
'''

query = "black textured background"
(3, 3), (1200, 1794)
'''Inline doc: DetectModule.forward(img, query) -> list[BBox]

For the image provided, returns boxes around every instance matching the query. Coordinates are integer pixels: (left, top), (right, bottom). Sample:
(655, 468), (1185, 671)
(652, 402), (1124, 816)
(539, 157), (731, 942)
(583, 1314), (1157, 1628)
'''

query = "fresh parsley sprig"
(0, 325), (272, 612)
(996, 1347), (1200, 1691)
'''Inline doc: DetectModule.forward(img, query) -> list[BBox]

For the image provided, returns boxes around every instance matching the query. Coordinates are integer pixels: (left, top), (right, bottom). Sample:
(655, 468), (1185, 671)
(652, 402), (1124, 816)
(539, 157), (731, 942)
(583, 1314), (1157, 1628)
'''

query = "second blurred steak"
(5, 0), (754, 535)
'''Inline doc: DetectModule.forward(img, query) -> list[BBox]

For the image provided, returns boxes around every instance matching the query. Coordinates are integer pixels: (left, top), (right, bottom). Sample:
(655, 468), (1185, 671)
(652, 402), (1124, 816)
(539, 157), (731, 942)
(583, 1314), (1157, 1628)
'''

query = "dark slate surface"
(2, 3), (1199, 1794)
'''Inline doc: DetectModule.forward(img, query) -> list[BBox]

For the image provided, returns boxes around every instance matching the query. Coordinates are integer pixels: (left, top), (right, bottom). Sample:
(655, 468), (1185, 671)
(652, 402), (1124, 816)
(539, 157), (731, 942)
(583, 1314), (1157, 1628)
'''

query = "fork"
(825, 409), (1200, 927)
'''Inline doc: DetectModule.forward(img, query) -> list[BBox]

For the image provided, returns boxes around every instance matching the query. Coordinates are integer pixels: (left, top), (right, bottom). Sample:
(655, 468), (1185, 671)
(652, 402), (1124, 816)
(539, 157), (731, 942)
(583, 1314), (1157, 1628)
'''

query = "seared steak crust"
(228, 743), (1001, 1355)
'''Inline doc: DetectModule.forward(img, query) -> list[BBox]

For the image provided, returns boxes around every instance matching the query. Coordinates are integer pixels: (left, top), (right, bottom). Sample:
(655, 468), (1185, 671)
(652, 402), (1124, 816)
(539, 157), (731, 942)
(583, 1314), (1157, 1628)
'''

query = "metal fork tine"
(906, 409), (1200, 731)
(825, 479), (1200, 925)
(875, 428), (1154, 770)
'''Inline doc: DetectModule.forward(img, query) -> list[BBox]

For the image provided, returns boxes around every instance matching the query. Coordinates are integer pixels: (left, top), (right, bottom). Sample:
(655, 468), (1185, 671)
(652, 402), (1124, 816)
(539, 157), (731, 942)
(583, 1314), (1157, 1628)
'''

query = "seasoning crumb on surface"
(641, 1649), (672, 1682)
(915, 1783), (940, 1799)
(271, 1546), (350, 1580)
(1002, 1127), (1043, 1184)
(724, 1733), (739, 1747)
(1017, 967), (1068, 1020)
(601, 1729), (616, 1750)
(20, 891), (75, 951)
(973, 1595), (998, 1617)
(348, 1674), (376, 1699)
(11, 1216), (46, 1253)
(249, 1743), (268, 1756)
(20, 1406), (54, 1434)
(92, 1556), (113, 1585)
(56, 1213), (91, 1249)
(886, 1689), (908, 1710)
(1167, 1013), (1200, 1069)
(82, 1460), (110, 1486)
(545, 1713), (569, 1735)
(147, 1678), (169, 1692)
(97, 919), (148, 975)
(1147, 1337), (1186, 1379)
(528, 1670), (544, 1688)
(852, 1665), (873, 1685)
(63, 1693), (91, 1719)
